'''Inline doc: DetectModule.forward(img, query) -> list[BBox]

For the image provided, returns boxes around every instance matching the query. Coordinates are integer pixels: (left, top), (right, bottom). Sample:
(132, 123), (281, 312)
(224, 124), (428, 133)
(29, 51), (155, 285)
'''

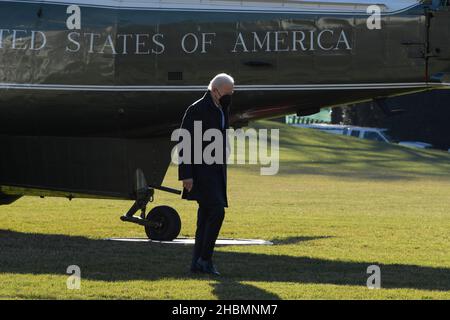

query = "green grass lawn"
(1, 120), (450, 299)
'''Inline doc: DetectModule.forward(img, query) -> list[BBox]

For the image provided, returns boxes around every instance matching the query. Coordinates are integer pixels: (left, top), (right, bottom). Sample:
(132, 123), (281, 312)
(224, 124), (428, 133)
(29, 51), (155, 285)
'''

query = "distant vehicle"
(294, 124), (393, 142)
(294, 124), (435, 149)
(292, 123), (346, 135)
(342, 127), (392, 143)
(399, 142), (433, 149)
(342, 127), (435, 149)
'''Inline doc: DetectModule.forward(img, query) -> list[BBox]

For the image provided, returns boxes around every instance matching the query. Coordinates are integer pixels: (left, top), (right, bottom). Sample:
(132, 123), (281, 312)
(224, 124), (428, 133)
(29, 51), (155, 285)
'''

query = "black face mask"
(219, 94), (232, 108)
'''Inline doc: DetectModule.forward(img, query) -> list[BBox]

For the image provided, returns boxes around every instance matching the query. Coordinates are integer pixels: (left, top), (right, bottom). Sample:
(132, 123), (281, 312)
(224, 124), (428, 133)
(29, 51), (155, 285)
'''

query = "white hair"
(208, 73), (235, 91)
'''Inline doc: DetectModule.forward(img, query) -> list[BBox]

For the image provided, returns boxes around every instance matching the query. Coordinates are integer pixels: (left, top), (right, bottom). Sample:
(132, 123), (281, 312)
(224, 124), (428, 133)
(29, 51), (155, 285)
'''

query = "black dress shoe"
(196, 258), (220, 276)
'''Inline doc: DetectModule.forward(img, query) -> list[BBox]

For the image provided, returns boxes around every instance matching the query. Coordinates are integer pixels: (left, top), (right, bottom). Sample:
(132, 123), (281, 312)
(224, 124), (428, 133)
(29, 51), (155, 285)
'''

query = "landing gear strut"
(120, 169), (182, 241)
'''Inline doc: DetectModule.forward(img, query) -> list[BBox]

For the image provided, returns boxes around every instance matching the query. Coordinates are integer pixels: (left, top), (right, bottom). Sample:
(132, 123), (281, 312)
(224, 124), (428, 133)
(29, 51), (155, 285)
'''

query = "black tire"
(145, 206), (181, 241)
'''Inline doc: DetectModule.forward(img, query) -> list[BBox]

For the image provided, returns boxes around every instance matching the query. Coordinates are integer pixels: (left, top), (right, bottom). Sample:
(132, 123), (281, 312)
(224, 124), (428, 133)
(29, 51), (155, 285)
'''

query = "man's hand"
(183, 179), (194, 192)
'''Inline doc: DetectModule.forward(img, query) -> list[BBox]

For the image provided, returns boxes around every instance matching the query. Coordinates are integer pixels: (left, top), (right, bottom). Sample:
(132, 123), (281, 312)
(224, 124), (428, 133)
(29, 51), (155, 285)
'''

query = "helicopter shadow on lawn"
(0, 230), (449, 299)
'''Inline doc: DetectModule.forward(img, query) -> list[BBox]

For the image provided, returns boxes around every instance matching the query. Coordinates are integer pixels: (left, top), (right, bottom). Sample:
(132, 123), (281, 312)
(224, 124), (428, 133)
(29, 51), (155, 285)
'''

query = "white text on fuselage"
(0, 29), (352, 55)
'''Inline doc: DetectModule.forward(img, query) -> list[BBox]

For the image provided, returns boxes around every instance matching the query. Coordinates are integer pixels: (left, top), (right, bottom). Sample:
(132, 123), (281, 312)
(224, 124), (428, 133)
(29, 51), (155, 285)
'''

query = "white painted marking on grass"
(105, 237), (273, 245)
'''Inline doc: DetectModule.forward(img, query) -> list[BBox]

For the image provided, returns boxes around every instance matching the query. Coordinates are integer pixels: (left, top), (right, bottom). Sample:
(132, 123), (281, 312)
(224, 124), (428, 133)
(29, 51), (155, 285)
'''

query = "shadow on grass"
(276, 142), (450, 180)
(270, 236), (333, 245)
(1, 230), (449, 299)
(247, 121), (450, 181)
(212, 280), (280, 300)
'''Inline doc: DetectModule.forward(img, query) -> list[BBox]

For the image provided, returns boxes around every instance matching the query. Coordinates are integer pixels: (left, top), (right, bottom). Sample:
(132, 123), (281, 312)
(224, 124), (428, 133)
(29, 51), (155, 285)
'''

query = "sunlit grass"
(0, 120), (449, 299)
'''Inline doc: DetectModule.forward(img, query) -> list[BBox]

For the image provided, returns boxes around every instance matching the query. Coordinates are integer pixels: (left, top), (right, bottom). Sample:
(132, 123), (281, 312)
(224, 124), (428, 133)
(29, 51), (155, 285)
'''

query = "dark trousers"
(192, 203), (225, 265)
